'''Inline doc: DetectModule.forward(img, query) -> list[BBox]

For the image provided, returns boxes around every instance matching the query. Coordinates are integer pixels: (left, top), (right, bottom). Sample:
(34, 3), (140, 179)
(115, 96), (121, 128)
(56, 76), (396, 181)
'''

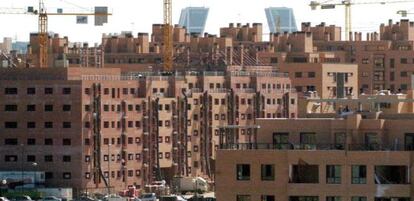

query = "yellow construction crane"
(397, 9), (414, 16)
(163, 0), (173, 72)
(0, 0), (111, 68)
(310, 0), (414, 40)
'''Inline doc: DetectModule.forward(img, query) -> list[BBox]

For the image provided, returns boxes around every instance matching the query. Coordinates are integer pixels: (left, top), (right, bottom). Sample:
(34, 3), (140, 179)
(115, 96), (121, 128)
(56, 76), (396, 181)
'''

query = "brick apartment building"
(11, 19), (414, 96)
(216, 92), (414, 201)
(0, 66), (297, 193)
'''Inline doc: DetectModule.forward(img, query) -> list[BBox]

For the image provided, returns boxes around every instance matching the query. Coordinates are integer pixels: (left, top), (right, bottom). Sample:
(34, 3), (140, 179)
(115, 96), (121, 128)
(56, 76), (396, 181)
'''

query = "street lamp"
(20, 144), (24, 191)
(107, 143), (111, 195)
(0, 180), (7, 196)
(32, 162), (38, 188)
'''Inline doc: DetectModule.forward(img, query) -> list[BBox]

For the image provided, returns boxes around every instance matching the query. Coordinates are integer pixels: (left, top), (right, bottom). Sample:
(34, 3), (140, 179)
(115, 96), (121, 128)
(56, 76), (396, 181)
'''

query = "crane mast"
(163, 0), (173, 72)
(310, 0), (414, 41)
(39, 0), (48, 68)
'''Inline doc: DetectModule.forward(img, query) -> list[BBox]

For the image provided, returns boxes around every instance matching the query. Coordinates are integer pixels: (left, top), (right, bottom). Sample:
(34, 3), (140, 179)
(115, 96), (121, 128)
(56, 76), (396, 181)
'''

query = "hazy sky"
(1, 0), (414, 43)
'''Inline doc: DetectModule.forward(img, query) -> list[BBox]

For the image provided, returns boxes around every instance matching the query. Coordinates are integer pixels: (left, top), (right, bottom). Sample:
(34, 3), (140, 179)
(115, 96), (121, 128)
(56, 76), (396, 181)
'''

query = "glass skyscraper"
(265, 7), (298, 33)
(178, 7), (209, 35)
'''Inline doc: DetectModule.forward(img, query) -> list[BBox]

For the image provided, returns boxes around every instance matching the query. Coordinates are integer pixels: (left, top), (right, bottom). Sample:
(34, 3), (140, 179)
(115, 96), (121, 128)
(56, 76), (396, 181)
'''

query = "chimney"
(349, 32), (353, 41)
(286, 43), (292, 52)
(354, 32), (359, 41)
(366, 33), (370, 41)
(374, 32), (378, 41)
(393, 32), (397, 40)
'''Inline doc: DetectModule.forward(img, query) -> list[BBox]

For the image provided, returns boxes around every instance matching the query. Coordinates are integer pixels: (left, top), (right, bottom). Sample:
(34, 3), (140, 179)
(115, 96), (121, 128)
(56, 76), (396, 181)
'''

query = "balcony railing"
(220, 143), (410, 151)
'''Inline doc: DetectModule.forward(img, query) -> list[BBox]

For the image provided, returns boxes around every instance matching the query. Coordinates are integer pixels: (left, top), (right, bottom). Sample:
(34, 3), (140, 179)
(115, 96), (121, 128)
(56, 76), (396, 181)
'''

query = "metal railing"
(220, 143), (410, 151)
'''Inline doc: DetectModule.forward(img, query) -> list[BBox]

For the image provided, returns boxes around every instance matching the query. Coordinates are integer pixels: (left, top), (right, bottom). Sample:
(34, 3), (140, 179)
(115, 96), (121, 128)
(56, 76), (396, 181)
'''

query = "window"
(390, 58), (395, 68)
(261, 196), (275, 201)
(27, 155), (36, 162)
(261, 164), (275, 181)
(44, 104), (53, 112)
(236, 195), (251, 201)
(334, 133), (345, 150)
(400, 58), (408, 64)
(45, 172), (53, 179)
(273, 133), (289, 148)
(295, 72), (302, 78)
(63, 139), (71, 146)
(44, 155), (53, 162)
(85, 172), (91, 179)
(236, 164), (250, 180)
(45, 88), (53, 94)
(27, 105), (36, 111)
(27, 139), (36, 145)
(365, 132), (379, 150)
(63, 105), (71, 111)
(62, 88), (71, 94)
(308, 72), (316, 78)
(374, 166), (408, 184)
(291, 164), (319, 183)
(401, 71), (408, 77)
(326, 165), (341, 184)
(4, 138), (18, 145)
(351, 197), (367, 201)
(63, 172), (71, 179)
(5, 155), (18, 162)
(351, 165), (367, 184)
(4, 122), (17, 128)
(5, 88), (17, 95)
(300, 132), (316, 149)
(27, 122), (36, 128)
(214, 99), (219, 105)
(326, 197), (341, 201)
(63, 155), (71, 162)
(289, 196), (319, 201)
(44, 122), (53, 128)
(45, 138), (53, 145)
(4, 105), (17, 111)
(63, 122), (72, 128)
(27, 88), (36, 95)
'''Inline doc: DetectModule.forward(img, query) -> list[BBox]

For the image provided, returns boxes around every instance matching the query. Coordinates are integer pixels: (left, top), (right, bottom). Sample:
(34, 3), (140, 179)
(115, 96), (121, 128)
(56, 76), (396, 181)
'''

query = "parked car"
(12, 196), (32, 201)
(40, 197), (62, 201)
(138, 193), (156, 201)
(0, 197), (10, 201)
